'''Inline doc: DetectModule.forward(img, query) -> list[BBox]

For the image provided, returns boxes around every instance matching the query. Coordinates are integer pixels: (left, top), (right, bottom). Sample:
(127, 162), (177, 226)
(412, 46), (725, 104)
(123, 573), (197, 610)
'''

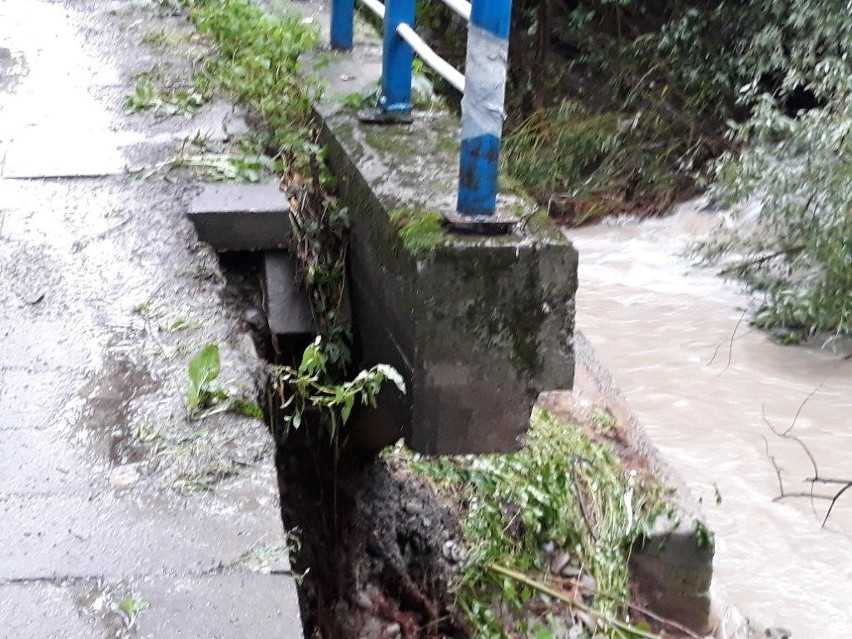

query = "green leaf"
(374, 364), (406, 394)
(186, 344), (222, 416)
(118, 593), (150, 617)
(228, 398), (264, 419)
(340, 395), (355, 425)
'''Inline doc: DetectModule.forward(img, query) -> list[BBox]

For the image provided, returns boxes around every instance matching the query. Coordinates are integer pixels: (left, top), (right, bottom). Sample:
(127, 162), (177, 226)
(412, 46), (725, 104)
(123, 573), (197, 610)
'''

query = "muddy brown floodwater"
(565, 199), (852, 638)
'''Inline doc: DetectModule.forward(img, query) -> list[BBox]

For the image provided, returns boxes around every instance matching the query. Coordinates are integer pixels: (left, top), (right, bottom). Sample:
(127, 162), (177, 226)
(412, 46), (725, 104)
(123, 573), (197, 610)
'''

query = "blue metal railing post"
(457, 0), (512, 216)
(379, 0), (415, 118)
(331, 0), (355, 50)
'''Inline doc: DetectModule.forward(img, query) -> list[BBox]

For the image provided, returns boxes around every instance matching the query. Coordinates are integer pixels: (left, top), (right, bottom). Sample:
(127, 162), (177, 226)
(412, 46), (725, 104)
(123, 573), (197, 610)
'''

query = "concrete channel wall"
(302, 14), (579, 456)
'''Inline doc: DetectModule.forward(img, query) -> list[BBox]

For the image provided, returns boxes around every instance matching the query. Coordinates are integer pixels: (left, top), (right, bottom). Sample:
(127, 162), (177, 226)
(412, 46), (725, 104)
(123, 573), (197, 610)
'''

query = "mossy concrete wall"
(310, 49), (578, 454)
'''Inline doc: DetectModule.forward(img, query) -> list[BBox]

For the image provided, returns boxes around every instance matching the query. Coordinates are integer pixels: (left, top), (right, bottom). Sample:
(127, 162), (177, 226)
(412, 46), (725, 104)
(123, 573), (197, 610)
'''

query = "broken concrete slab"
(264, 251), (314, 336)
(187, 181), (291, 251)
(630, 518), (714, 635)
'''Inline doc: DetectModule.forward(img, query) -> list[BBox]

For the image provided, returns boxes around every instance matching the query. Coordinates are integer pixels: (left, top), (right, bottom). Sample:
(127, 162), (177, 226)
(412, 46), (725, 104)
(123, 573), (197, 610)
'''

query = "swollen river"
(564, 200), (852, 638)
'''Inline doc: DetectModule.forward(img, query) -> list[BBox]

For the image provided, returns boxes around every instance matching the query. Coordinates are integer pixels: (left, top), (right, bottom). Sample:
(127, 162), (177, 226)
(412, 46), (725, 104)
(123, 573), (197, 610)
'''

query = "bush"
(696, 1), (851, 341)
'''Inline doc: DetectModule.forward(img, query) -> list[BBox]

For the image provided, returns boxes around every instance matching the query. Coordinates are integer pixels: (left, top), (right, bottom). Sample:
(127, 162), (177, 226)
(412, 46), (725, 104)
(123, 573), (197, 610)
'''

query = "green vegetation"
(185, 344), (225, 418)
(389, 208), (446, 257)
(185, 344), (263, 420)
(124, 77), (208, 118)
(421, 0), (851, 338)
(397, 409), (672, 638)
(269, 337), (405, 443)
(132, 146), (281, 183)
(185, 0), (405, 450)
(693, 2), (852, 341)
(190, 0), (323, 172)
(116, 593), (149, 629)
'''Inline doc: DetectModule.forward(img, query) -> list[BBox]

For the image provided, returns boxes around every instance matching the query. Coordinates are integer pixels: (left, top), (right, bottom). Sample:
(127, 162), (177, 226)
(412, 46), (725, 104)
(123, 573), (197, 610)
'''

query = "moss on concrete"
(524, 209), (564, 241)
(389, 208), (447, 257)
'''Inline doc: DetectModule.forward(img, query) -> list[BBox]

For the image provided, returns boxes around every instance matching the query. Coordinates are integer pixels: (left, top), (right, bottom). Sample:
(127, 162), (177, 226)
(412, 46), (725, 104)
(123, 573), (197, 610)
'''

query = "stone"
(108, 465), (140, 490)
(561, 566), (582, 579)
(355, 590), (373, 610)
(442, 540), (464, 563)
(243, 306), (267, 330)
(263, 251), (314, 336)
(187, 182), (291, 251)
(575, 611), (597, 633)
(403, 499), (423, 515)
(629, 516), (714, 635)
(578, 574), (597, 594)
(549, 550), (571, 576)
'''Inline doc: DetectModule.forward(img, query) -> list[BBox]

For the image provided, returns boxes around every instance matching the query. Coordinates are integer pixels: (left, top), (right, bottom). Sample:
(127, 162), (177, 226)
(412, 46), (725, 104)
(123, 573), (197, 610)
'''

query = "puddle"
(75, 335), (161, 466)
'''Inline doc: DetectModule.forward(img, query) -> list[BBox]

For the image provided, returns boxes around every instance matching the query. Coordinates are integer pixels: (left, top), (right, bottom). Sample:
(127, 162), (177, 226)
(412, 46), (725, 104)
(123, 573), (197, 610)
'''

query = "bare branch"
(762, 390), (850, 527)
(823, 483), (852, 528)
(783, 384), (822, 436)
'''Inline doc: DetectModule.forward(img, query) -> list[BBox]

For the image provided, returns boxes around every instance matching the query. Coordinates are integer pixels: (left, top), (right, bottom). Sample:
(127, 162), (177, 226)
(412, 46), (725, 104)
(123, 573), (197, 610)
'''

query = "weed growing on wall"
(269, 337), (405, 442)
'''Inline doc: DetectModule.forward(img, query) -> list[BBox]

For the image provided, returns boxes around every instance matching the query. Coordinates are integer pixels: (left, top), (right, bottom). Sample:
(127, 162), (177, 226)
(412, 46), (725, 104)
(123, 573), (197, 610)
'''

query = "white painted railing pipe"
(358, 0), (386, 20)
(396, 22), (466, 93)
(436, 0), (471, 21)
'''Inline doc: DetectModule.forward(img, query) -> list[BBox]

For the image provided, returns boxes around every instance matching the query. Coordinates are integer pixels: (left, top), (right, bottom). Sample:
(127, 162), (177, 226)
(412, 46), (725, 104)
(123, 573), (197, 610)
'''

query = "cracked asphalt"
(0, 1), (301, 636)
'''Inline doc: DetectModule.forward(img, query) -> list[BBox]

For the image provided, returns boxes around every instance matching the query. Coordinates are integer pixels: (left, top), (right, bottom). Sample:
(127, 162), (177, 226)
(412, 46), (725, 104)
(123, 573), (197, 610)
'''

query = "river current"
(565, 200), (852, 638)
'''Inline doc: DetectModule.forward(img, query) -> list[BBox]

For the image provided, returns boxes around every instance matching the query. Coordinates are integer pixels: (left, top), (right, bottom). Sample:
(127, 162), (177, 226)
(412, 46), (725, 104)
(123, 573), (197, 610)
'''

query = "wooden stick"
(487, 563), (665, 639)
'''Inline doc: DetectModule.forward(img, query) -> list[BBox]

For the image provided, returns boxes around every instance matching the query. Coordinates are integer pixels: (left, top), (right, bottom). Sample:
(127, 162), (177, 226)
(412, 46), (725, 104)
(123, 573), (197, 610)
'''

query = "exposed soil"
(274, 429), (469, 639)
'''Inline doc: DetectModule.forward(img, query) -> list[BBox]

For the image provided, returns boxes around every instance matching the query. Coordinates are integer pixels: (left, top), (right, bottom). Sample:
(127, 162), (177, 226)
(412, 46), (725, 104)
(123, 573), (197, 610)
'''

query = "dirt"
(215, 250), (467, 639)
(275, 436), (468, 639)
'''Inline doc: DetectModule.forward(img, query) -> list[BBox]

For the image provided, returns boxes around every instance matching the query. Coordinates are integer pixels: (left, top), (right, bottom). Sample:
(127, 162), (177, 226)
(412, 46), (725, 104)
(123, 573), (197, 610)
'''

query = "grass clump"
(502, 100), (699, 224)
(397, 408), (672, 638)
(389, 208), (447, 257)
(190, 0), (322, 170)
(503, 103), (621, 198)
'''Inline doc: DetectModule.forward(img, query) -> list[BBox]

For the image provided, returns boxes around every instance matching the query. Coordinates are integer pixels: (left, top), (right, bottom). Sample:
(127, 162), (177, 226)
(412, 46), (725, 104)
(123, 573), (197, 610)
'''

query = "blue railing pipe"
(329, 0), (513, 219)
(330, 0), (355, 49)
(456, 0), (512, 216)
(379, 0), (415, 118)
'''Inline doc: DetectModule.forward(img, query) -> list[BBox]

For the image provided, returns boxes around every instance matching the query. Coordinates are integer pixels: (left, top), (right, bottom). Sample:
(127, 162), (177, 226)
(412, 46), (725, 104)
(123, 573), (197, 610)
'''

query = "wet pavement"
(1, 1), (300, 637)
(566, 203), (852, 638)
